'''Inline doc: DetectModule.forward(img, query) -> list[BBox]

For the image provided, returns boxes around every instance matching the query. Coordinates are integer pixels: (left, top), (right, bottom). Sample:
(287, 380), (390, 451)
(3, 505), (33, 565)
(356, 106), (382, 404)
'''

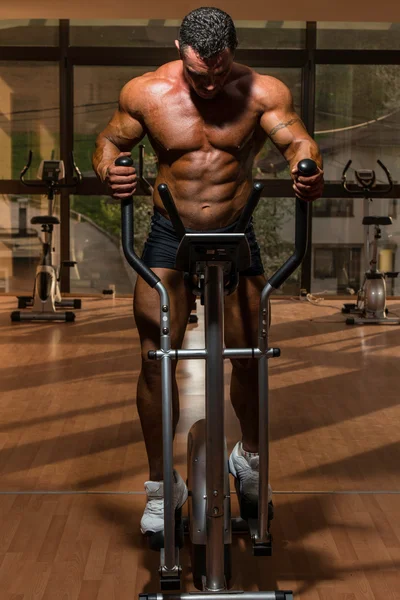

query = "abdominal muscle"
(153, 148), (253, 230)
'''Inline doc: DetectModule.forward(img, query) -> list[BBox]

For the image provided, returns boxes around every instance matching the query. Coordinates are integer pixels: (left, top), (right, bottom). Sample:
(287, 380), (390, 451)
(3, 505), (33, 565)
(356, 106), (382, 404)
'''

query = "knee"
(230, 358), (258, 373)
(140, 348), (178, 383)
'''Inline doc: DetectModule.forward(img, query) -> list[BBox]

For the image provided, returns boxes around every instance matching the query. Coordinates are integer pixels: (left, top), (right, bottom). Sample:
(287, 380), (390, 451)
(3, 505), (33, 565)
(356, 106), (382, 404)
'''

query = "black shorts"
(141, 209), (264, 276)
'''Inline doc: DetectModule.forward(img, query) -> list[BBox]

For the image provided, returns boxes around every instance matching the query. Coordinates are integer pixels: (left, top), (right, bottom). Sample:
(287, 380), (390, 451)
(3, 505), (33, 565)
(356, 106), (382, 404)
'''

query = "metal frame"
(59, 19), (74, 293)
(1, 20), (400, 292)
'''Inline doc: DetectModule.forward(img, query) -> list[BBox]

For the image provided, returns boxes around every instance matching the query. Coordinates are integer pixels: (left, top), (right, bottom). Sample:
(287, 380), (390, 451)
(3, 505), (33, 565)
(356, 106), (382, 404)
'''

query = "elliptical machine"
(341, 159), (399, 325)
(118, 154), (317, 599)
(11, 151), (82, 323)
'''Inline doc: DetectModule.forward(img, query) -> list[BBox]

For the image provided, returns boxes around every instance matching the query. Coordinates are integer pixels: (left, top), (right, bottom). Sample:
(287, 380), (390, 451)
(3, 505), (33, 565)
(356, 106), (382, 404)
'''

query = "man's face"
(176, 43), (234, 99)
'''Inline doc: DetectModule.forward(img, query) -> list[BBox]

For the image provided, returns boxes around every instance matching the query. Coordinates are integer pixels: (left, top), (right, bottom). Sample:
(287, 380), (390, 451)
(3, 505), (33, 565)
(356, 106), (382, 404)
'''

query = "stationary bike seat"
(362, 216), (392, 226)
(30, 216), (60, 225)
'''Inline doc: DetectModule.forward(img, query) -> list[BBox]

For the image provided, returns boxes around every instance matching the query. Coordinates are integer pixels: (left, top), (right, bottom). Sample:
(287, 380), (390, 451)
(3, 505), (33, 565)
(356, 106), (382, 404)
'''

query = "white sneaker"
(229, 441), (272, 519)
(140, 470), (188, 535)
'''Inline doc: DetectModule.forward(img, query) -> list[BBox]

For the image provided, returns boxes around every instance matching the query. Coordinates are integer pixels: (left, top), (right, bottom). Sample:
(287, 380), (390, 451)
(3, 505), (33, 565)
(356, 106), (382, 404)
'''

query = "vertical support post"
(157, 283), (176, 572)
(257, 284), (273, 543)
(300, 21), (317, 293)
(17, 198), (28, 236)
(363, 197), (370, 272)
(59, 19), (73, 293)
(205, 265), (226, 592)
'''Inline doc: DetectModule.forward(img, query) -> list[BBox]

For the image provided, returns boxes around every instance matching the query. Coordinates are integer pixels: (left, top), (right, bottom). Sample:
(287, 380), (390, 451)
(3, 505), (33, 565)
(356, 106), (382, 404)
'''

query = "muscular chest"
(145, 92), (260, 155)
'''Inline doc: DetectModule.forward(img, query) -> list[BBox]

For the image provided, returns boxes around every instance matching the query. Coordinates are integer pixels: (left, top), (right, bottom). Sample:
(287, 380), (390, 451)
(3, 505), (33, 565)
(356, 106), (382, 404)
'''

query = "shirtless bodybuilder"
(93, 7), (324, 537)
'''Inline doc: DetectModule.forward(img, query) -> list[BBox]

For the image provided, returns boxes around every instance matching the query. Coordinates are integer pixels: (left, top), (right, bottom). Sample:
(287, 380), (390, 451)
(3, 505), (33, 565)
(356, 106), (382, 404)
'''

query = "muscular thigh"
(134, 268), (195, 357)
(224, 274), (266, 351)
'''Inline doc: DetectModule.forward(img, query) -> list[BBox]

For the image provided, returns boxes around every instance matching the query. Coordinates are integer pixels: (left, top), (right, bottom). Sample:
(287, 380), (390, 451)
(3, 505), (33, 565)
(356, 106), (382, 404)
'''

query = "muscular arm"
(92, 79), (146, 182)
(259, 77), (323, 200)
(260, 77), (321, 169)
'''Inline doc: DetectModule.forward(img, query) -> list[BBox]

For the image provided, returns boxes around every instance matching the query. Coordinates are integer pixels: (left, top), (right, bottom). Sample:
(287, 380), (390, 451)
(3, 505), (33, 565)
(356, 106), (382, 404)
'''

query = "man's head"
(176, 7), (238, 99)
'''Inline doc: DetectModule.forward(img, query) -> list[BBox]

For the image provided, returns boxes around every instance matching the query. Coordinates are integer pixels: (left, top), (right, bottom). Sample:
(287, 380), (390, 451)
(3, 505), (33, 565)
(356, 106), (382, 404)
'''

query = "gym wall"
(1, 0), (400, 22)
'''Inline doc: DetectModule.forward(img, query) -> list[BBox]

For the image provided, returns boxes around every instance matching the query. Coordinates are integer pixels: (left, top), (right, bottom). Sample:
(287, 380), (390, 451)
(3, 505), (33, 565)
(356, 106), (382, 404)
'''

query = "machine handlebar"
(20, 150), (82, 190)
(268, 158), (318, 290)
(158, 181), (264, 240)
(342, 159), (393, 195)
(117, 156), (318, 291)
(157, 183), (187, 240)
(116, 155), (160, 288)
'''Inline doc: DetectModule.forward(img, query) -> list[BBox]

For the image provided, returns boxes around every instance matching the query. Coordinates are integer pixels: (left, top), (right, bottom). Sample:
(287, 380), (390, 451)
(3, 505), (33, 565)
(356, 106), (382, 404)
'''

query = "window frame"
(1, 20), (399, 293)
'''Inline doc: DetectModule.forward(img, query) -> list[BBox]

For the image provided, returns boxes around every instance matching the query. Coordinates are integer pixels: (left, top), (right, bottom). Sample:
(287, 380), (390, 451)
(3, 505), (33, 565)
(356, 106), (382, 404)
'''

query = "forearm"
(92, 135), (123, 183)
(284, 138), (323, 172)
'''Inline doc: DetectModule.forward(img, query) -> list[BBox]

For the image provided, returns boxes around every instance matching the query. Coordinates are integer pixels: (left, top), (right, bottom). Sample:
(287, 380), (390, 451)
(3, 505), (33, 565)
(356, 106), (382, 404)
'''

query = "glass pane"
(69, 195), (151, 295)
(236, 20), (306, 49)
(70, 19), (305, 48)
(315, 65), (400, 181)
(254, 198), (299, 294)
(0, 62), (59, 179)
(0, 194), (60, 295)
(317, 22), (400, 50)
(0, 20), (59, 46)
(312, 198), (400, 295)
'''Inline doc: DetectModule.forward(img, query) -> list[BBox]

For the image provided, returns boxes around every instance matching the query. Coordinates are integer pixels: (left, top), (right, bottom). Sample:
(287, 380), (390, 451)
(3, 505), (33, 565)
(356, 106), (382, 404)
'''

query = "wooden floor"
(0, 294), (400, 599)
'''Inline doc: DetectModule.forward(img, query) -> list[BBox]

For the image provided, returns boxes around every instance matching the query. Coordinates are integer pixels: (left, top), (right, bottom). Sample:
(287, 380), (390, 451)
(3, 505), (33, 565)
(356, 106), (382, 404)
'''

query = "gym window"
(312, 198), (354, 218)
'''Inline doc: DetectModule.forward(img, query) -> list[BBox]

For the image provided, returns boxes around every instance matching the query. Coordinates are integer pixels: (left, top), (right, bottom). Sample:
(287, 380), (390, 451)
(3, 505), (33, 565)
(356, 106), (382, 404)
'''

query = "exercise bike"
(341, 159), (399, 325)
(11, 151), (82, 323)
(118, 155), (318, 599)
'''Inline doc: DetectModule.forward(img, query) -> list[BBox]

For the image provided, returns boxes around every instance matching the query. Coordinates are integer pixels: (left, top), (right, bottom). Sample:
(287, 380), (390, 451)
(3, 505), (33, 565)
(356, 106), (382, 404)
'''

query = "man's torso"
(131, 61), (269, 229)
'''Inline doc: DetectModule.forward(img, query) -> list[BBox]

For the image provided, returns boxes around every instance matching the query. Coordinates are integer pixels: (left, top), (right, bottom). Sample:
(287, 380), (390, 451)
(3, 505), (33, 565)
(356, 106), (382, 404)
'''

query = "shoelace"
(146, 498), (164, 515)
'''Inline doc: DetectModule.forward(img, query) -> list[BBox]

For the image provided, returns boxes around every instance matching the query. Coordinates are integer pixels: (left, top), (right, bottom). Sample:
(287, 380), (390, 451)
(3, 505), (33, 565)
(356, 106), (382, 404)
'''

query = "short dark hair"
(178, 7), (238, 60)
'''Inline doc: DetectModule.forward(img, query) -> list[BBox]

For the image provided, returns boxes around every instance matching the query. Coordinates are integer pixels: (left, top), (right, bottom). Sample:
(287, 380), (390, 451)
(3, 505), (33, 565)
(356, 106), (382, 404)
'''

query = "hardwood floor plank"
(1, 297), (400, 597)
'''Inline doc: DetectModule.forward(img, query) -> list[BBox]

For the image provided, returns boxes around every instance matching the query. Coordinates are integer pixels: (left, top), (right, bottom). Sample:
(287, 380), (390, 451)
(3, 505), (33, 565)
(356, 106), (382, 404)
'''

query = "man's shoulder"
(232, 64), (290, 106)
(251, 72), (292, 109)
(121, 61), (181, 97)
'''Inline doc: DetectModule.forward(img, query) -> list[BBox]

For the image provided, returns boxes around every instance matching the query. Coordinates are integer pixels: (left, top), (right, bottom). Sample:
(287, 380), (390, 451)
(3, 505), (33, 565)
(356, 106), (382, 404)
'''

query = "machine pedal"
(252, 539), (273, 557)
(159, 547), (182, 591)
(159, 573), (181, 591)
(247, 519), (273, 556)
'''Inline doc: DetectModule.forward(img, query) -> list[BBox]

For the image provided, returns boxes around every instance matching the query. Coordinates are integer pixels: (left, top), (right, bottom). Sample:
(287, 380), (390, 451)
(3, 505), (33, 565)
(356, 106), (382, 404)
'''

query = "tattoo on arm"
(269, 117), (301, 138)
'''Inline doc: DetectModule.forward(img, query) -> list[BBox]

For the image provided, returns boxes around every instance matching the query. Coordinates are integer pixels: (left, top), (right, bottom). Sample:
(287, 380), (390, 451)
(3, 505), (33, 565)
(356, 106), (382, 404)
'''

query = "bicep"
(97, 83), (146, 152)
(259, 82), (308, 153)
(101, 109), (145, 151)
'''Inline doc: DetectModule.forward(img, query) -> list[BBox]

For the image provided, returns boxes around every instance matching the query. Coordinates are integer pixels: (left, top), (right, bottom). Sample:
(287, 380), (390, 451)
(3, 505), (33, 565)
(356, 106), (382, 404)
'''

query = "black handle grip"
(20, 150), (43, 188)
(115, 156), (134, 168)
(157, 183), (187, 241)
(116, 155), (160, 289)
(234, 182), (264, 232)
(20, 150), (33, 182)
(376, 159), (393, 194)
(342, 159), (352, 180)
(297, 158), (318, 178)
(269, 158), (318, 290)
